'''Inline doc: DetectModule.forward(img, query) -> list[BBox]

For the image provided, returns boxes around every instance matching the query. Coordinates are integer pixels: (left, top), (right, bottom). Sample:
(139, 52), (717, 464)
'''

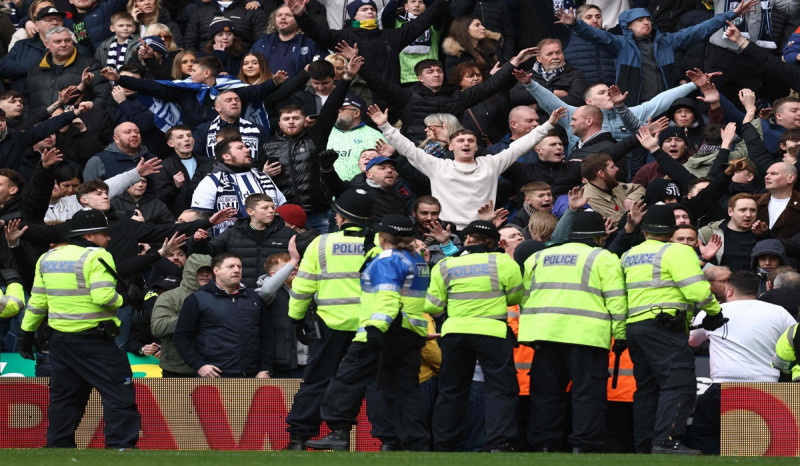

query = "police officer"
(17, 208), (140, 449)
(426, 220), (524, 452)
(621, 205), (725, 455)
(0, 268), (25, 318)
(307, 214), (431, 452)
(285, 188), (375, 450)
(520, 211), (627, 453)
(773, 323), (800, 382)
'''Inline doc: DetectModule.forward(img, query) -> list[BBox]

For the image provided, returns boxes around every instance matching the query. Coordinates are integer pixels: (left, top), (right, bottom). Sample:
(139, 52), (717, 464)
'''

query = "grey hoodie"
(151, 254), (212, 375)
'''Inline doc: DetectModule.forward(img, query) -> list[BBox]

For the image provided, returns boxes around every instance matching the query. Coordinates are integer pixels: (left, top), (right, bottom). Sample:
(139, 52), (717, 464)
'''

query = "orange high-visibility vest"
(508, 304), (534, 396)
(607, 338), (635, 402)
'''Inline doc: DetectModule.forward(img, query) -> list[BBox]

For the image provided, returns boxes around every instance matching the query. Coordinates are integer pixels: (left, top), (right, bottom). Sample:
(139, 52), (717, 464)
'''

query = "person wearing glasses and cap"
(285, 187), (378, 450)
(519, 210), (627, 453)
(307, 213), (430, 452)
(620, 204), (725, 455)
(18, 208), (140, 449)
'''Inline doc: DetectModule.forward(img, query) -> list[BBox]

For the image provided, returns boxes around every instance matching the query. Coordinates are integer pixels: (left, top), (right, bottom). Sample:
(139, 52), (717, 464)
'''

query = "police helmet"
(375, 214), (414, 237)
(69, 208), (111, 237)
(568, 211), (606, 240)
(641, 204), (678, 234)
(332, 188), (373, 227)
(461, 220), (500, 242)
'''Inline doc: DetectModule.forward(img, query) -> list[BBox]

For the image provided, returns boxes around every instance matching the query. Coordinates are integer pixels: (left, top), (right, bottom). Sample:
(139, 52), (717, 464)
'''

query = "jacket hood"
(666, 98), (703, 126)
(750, 239), (789, 271)
(180, 253), (212, 292)
(442, 30), (502, 57)
(619, 8), (652, 29)
(103, 142), (150, 159)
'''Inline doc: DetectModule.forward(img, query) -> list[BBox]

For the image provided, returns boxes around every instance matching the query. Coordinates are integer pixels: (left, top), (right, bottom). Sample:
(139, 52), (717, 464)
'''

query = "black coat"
(25, 50), (110, 110)
(111, 192), (176, 224)
(267, 286), (300, 372)
(151, 153), (213, 216)
(183, 0), (269, 52)
(350, 177), (411, 222)
(449, 0), (516, 58)
(501, 158), (582, 197)
(192, 216), (297, 289)
(174, 281), (274, 375)
(295, 0), (447, 85)
(509, 63), (586, 112)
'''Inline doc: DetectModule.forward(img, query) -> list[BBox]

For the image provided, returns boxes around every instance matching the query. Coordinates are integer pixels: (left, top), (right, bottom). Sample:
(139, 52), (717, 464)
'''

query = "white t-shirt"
(768, 196), (790, 228)
(689, 300), (797, 382)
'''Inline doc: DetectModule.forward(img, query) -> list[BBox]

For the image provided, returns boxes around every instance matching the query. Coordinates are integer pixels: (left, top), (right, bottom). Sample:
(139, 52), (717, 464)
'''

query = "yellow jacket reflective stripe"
(288, 226), (378, 331)
(774, 324), (800, 382)
(621, 239), (720, 325)
(425, 251), (523, 338)
(520, 242), (627, 349)
(21, 244), (123, 333)
(0, 282), (25, 318)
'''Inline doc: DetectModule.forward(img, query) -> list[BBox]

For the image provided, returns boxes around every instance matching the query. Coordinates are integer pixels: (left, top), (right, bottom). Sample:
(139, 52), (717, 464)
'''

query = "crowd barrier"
(5, 354), (799, 455)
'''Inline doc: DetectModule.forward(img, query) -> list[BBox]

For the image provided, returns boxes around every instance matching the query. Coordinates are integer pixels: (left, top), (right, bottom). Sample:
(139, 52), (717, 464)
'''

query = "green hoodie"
(151, 254), (212, 375)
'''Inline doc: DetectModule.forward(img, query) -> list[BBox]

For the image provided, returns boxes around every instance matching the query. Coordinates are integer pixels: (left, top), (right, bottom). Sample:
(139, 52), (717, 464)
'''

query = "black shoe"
(306, 429), (350, 451)
(488, 443), (515, 453)
(380, 440), (403, 452)
(651, 440), (701, 455)
(284, 435), (307, 451)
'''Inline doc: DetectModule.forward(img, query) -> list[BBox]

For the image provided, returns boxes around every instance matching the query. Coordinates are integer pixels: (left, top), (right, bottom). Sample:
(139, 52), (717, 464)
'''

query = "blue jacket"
(173, 281), (274, 375)
(249, 33), (320, 78)
(568, 7), (736, 105)
(487, 133), (538, 164)
(563, 32), (616, 86)
(782, 29), (800, 64)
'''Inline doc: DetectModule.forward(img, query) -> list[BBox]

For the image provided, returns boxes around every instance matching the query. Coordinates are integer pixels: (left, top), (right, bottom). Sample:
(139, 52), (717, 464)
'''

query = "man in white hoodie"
(367, 104), (565, 230)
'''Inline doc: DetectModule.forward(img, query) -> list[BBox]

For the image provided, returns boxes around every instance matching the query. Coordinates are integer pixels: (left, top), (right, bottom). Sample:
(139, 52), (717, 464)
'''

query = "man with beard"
(192, 137), (286, 236)
(509, 38), (586, 113)
(249, 4), (320, 78)
(581, 153), (644, 224)
(326, 94), (382, 181)
(193, 90), (270, 163)
(411, 195), (460, 266)
(83, 122), (155, 181)
(351, 156), (409, 221)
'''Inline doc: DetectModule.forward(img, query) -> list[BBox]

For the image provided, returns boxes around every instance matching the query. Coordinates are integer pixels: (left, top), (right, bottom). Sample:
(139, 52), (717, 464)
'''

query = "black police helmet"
(332, 188), (373, 227)
(69, 208), (111, 237)
(568, 211), (607, 240)
(375, 214), (414, 237)
(461, 220), (500, 242)
(641, 204), (678, 234)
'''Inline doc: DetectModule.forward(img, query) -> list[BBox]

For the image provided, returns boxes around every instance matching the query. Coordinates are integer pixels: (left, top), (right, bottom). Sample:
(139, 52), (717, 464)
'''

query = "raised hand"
(74, 101), (93, 115)
(426, 221), (452, 245)
(567, 186), (588, 211)
(41, 148), (63, 168)
(696, 81), (720, 107)
(548, 106), (567, 126)
(334, 40), (358, 60)
(608, 85), (628, 106)
(136, 157), (162, 176)
(645, 117), (669, 136)
(511, 69), (533, 85)
(158, 231), (188, 257)
(288, 235), (301, 264)
(375, 139), (396, 157)
(4, 218), (27, 244)
(686, 67), (722, 89)
(733, 0), (758, 16)
(80, 67), (94, 88)
(510, 47), (539, 67)
(554, 7), (576, 25)
(636, 126), (660, 152)
(210, 206), (239, 225)
(100, 66), (120, 82)
(344, 55), (364, 79)
(604, 217), (618, 236)
(724, 21), (746, 46)
(625, 200), (646, 232)
(366, 104), (389, 126)
(193, 228), (209, 242)
(720, 122), (737, 149)
(751, 220), (768, 236)
(698, 233), (722, 261)
(272, 70), (288, 85)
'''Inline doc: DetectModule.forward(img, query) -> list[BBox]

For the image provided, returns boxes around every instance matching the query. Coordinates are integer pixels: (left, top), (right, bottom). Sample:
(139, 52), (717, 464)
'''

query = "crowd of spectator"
(1, 0), (800, 453)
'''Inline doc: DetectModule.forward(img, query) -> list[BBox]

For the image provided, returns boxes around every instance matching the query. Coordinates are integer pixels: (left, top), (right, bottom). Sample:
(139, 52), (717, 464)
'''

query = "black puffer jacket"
(183, 0), (269, 52)
(25, 50), (110, 110)
(449, 0), (515, 58)
(111, 192), (176, 225)
(501, 158), (582, 197)
(267, 75), (351, 213)
(194, 216), (297, 289)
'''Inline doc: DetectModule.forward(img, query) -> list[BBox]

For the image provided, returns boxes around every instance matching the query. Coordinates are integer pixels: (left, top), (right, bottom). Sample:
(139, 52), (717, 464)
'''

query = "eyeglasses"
(426, 124), (444, 129)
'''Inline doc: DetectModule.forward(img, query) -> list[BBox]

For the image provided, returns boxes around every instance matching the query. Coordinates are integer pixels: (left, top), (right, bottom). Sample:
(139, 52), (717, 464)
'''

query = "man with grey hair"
(775, 271), (800, 289)
(759, 269), (800, 319)
(703, 266), (731, 304)
(25, 26), (109, 110)
(756, 161), (800, 238)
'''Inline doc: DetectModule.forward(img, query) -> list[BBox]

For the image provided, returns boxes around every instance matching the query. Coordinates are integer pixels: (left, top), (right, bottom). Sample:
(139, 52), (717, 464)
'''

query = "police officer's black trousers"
(320, 325), (428, 450)
(47, 331), (140, 448)
(432, 332), (518, 451)
(285, 322), (355, 438)
(627, 320), (696, 453)
(528, 342), (608, 451)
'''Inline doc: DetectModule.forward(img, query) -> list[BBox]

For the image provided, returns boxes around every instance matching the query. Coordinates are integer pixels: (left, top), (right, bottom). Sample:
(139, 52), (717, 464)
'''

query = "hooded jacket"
(183, 0), (269, 53)
(751, 239), (791, 296)
(151, 254), (212, 375)
(83, 142), (153, 181)
(173, 279), (274, 376)
(567, 7), (738, 106)
(665, 97), (704, 155)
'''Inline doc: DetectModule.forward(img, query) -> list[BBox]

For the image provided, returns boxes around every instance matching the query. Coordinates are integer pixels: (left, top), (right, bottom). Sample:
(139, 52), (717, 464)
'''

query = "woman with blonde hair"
(419, 113), (463, 157)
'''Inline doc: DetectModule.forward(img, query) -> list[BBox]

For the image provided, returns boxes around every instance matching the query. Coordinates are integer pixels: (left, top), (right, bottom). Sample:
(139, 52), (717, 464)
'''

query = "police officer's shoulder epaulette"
(378, 249), (393, 259)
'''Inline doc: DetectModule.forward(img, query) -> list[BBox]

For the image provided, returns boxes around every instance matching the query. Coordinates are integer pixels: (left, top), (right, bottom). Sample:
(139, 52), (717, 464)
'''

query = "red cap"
(276, 204), (307, 229)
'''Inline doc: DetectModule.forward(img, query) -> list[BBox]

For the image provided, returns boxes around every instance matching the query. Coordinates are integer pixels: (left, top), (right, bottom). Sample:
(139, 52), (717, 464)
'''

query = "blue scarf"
(136, 75), (270, 132)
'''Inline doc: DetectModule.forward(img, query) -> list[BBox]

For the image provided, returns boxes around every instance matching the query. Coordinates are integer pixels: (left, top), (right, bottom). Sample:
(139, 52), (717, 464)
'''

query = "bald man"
(84, 122), (156, 181)
(487, 106), (540, 163)
(567, 104), (641, 174)
(756, 162), (800, 238)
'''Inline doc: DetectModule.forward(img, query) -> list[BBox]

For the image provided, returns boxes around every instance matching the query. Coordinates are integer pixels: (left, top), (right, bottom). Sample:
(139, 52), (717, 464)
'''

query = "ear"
(727, 207), (734, 217)
(724, 285), (734, 299)
(8, 185), (18, 196)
